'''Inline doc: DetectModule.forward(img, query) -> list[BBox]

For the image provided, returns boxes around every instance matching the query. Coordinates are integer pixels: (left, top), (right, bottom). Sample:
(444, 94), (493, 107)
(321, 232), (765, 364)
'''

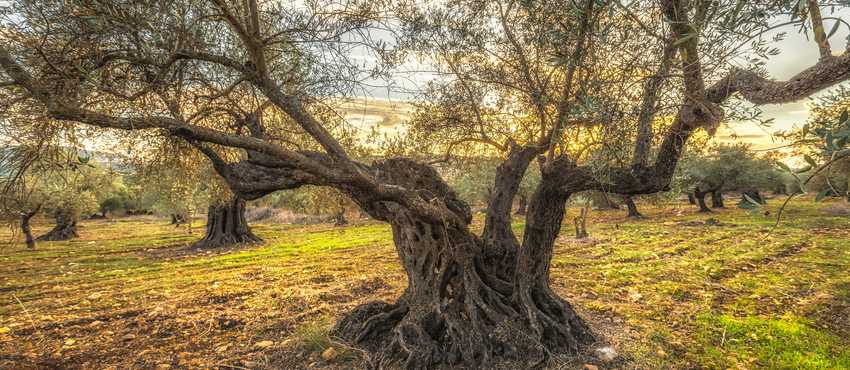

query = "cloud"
(339, 97), (413, 130)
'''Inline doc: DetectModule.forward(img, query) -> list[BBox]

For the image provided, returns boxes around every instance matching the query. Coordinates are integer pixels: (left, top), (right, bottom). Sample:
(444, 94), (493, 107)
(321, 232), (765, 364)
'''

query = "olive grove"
(2, 0), (850, 367)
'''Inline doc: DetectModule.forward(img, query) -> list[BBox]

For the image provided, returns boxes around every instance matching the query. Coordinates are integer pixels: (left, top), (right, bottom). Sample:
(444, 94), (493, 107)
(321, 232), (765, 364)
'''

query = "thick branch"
(707, 51), (850, 105)
(632, 41), (677, 169)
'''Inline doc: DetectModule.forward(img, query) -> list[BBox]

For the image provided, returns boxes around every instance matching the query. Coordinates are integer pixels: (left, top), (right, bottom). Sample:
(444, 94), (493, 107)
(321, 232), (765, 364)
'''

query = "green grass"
(548, 198), (850, 369)
(0, 197), (848, 369)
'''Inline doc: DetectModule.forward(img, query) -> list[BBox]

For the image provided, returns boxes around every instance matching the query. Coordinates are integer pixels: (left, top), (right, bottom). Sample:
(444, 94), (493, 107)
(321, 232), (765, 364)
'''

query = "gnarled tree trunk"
(694, 180), (723, 213)
(694, 188), (711, 213)
(21, 205), (41, 249)
(687, 192), (696, 205)
(624, 195), (643, 218)
(193, 196), (262, 249)
(711, 190), (724, 208)
(337, 156), (593, 369)
(36, 212), (78, 242)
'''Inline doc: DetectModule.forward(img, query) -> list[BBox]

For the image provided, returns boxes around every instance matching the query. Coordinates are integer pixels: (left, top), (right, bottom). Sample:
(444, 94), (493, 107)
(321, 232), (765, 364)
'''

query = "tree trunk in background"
(741, 190), (765, 205)
(574, 206), (589, 238)
(193, 197), (262, 249)
(711, 190), (725, 208)
(687, 192), (696, 205)
(334, 200), (348, 226)
(36, 212), (78, 241)
(22, 205), (41, 249)
(624, 196), (643, 218)
(170, 213), (186, 226)
(694, 188), (712, 213)
(515, 194), (528, 215)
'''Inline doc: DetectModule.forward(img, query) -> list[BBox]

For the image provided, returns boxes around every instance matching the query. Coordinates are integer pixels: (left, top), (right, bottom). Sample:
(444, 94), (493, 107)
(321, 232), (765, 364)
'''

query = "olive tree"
(3, 0), (850, 367)
(686, 142), (783, 211)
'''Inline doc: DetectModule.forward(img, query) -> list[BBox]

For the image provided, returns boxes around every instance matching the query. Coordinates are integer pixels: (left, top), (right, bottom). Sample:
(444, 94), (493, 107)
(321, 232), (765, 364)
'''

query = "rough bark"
(36, 212), (78, 241)
(687, 192), (696, 205)
(624, 196), (643, 218)
(711, 190), (725, 208)
(336, 159), (593, 369)
(22, 205), (40, 249)
(193, 196), (262, 249)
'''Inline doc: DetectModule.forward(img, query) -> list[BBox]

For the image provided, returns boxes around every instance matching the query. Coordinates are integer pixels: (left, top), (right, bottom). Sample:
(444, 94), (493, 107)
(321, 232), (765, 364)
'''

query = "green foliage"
(685, 142), (783, 193)
(261, 186), (357, 218)
(98, 179), (138, 216)
(444, 159), (499, 206)
(129, 152), (212, 218)
(782, 85), (850, 201)
(1, 148), (118, 223)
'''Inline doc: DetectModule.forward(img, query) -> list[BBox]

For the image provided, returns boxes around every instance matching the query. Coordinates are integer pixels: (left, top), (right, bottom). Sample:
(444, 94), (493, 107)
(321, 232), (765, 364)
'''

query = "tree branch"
(807, 0), (832, 60)
(706, 51), (850, 105)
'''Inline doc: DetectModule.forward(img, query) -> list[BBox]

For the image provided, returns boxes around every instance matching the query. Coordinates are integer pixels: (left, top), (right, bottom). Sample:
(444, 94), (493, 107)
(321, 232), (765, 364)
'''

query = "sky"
(344, 10), (850, 152)
(714, 11), (850, 150)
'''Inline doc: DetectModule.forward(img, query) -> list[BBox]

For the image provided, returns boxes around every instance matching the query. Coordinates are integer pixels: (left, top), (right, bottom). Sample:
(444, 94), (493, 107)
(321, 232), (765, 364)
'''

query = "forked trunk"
(695, 181), (723, 213)
(36, 212), (78, 242)
(624, 195), (643, 218)
(193, 196), (262, 249)
(337, 158), (593, 369)
(711, 190), (724, 208)
(22, 205), (40, 249)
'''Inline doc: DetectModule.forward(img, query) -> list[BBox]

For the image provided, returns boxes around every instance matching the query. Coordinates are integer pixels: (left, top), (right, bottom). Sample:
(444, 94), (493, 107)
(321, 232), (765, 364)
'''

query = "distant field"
(0, 197), (848, 369)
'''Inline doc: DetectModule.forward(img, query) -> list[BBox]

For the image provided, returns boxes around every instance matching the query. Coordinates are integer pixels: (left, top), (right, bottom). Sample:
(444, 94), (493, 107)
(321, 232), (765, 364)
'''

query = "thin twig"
(13, 292), (39, 332)
(762, 152), (850, 240)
